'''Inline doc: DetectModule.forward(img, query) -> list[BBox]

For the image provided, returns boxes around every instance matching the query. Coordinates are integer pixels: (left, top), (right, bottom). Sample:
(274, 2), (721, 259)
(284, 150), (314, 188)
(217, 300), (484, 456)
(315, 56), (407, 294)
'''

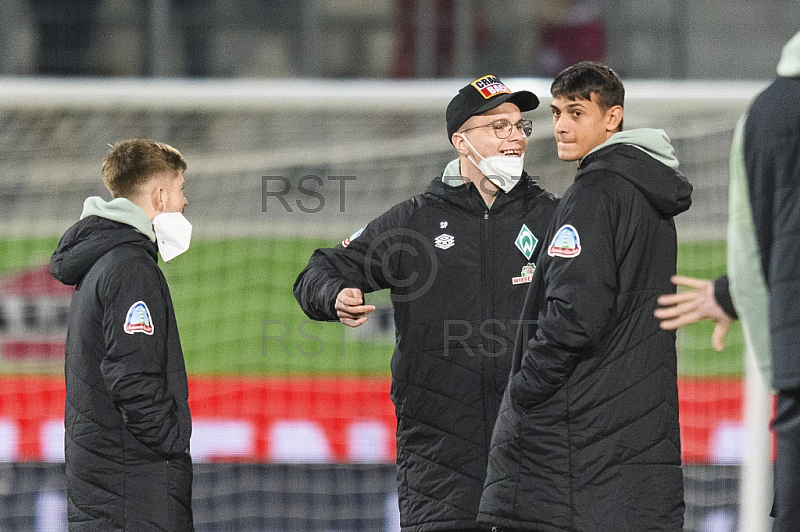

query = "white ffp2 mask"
(152, 212), (192, 262)
(460, 133), (525, 193)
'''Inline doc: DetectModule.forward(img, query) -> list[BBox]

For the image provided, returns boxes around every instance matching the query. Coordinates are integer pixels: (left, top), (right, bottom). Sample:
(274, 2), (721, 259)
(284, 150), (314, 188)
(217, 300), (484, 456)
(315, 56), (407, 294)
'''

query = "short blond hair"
(102, 139), (186, 198)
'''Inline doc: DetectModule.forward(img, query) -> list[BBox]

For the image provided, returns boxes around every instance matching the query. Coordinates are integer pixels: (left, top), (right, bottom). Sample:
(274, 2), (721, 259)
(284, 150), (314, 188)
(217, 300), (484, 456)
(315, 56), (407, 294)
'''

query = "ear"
(149, 182), (165, 215)
(605, 105), (624, 133)
(451, 133), (470, 156)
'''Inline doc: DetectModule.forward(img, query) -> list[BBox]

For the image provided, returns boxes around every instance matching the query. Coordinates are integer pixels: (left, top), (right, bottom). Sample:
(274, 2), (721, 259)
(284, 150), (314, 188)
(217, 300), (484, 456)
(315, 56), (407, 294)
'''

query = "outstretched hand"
(335, 287), (376, 328)
(654, 275), (733, 352)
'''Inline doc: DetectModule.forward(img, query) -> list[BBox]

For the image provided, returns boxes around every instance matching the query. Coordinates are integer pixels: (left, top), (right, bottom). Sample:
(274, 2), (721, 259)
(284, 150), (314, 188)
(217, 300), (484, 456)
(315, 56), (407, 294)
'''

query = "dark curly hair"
(551, 61), (625, 130)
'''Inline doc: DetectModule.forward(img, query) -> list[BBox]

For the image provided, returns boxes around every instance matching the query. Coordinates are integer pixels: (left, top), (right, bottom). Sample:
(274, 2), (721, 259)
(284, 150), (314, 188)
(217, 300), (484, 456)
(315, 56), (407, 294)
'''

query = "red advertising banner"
(0, 375), (765, 464)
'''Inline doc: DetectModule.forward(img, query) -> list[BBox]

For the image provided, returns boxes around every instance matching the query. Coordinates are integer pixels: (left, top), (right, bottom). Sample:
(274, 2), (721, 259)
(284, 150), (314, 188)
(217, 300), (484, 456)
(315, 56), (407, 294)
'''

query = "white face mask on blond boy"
(152, 212), (192, 262)
(460, 133), (525, 193)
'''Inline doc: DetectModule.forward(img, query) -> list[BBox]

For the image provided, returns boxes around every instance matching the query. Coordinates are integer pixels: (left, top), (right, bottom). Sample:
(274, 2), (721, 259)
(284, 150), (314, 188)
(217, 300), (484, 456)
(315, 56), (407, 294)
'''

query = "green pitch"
(675, 241), (744, 377)
(0, 238), (60, 276)
(163, 237), (396, 375)
(0, 237), (743, 377)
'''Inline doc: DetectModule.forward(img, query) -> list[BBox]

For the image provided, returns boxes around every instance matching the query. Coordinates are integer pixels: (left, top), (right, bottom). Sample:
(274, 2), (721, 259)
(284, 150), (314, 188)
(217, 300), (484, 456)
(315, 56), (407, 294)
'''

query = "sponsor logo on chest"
(512, 263), (536, 285)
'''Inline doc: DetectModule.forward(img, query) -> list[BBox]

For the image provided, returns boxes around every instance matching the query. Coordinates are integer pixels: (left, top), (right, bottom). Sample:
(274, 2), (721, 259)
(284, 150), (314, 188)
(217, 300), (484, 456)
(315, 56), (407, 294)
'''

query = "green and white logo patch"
(515, 224), (538, 260)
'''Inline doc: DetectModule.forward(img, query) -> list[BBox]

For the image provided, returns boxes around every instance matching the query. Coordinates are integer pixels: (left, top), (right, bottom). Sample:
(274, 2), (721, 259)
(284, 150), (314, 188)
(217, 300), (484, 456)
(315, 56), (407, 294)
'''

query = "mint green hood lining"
(442, 159), (465, 187)
(442, 158), (498, 209)
(583, 128), (679, 170)
(777, 30), (800, 78)
(727, 114), (773, 388)
(80, 197), (156, 242)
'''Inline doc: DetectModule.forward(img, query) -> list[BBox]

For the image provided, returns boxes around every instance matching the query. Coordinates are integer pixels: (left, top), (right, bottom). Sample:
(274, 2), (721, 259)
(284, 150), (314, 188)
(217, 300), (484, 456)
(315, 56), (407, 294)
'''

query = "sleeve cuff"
(714, 274), (739, 320)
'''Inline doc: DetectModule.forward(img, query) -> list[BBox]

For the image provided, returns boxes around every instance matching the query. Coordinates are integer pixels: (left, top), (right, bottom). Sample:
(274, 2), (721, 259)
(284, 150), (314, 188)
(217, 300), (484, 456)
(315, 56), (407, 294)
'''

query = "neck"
(458, 156), (499, 207)
(127, 196), (158, 220)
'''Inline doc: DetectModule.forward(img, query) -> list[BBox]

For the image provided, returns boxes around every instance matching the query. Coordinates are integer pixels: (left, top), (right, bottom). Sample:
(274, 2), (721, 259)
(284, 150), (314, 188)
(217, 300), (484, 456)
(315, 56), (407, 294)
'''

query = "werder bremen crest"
(515, 224), (538, 260)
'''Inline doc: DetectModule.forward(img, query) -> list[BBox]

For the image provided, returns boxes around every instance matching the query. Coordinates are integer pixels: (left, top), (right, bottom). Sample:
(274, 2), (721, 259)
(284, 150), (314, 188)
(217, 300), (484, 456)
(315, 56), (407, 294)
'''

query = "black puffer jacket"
(294, 174), (558, 531)
(51, 215), (192, 531)
(744, 74), (800, 390)
(479, 135), (691, 531)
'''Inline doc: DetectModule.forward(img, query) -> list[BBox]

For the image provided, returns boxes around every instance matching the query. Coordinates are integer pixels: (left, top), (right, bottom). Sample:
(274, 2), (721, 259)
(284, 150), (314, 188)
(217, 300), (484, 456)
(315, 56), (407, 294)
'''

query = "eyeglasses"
(459, 119), (533, 139)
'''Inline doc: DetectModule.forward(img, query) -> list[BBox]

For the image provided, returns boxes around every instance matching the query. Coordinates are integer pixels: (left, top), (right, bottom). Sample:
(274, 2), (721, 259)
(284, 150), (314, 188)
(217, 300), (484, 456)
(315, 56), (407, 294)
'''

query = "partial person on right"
(656, 30), (800, 531)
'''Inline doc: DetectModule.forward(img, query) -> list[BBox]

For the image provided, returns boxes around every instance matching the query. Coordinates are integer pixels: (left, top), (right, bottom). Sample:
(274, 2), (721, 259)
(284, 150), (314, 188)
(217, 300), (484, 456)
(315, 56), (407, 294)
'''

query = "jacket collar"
(80, 196), (156, 242)
(428, 159), (542, 214)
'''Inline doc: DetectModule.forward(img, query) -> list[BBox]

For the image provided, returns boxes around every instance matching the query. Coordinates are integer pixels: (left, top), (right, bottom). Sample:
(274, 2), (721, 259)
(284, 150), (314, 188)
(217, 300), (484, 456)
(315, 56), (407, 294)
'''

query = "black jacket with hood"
(294, 165), (559, 532)
(742, 49), (800, 390)
(478, 130), (692, 531)
(708, 31), (800, 390)
(50, 197), (192, 531)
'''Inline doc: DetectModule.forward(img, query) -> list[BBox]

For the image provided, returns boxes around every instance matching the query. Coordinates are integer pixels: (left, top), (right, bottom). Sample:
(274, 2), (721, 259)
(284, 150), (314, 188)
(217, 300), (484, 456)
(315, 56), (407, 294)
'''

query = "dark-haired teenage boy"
(479, 62), (692, 532)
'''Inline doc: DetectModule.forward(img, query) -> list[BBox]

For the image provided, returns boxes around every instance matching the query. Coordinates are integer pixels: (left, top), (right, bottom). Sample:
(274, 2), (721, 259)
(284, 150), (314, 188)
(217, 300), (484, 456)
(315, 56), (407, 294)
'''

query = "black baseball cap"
(446, 75), (539, 143)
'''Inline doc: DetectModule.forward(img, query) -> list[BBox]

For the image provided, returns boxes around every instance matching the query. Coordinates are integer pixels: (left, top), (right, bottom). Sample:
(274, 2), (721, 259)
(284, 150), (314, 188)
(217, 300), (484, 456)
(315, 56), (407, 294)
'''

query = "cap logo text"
(471, 75), (512, 99)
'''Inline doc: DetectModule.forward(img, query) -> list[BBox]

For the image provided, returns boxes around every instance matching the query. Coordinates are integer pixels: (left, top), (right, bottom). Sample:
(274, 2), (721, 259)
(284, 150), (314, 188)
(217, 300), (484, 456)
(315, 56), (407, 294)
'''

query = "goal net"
(0, 77), (768, 531)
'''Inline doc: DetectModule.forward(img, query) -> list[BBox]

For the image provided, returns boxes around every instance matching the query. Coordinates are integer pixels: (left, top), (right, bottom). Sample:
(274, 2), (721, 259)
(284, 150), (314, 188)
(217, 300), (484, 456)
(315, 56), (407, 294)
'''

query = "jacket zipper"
(482, 208), (495, 453)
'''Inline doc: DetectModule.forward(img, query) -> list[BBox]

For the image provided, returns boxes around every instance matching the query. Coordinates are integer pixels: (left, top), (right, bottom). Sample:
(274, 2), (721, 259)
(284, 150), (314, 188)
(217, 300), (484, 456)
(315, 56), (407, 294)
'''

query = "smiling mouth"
(501, 149), (522, 156)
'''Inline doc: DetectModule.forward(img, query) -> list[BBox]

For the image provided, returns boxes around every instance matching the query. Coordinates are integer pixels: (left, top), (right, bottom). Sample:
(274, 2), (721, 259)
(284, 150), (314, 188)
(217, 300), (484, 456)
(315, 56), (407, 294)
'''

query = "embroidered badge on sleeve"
(124, 301), (154, 335)
(548, 224), (581, 258)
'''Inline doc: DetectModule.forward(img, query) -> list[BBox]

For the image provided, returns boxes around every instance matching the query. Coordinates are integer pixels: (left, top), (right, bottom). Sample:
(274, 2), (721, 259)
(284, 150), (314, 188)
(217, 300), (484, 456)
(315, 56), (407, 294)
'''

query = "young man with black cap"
(478, 61), (692, 532)
(294, 76), (558, 531)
